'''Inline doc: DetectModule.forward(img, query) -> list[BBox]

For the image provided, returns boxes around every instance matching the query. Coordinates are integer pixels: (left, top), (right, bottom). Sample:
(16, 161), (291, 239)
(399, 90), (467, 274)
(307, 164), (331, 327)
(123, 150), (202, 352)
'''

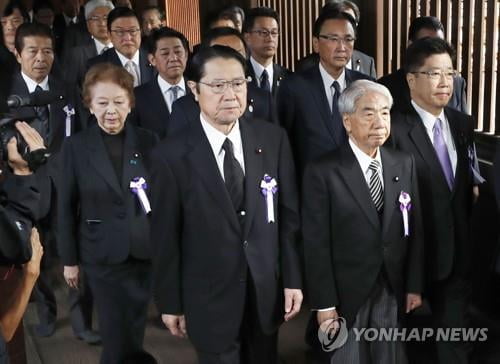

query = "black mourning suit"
(277, 66), (372, 174)
(389, 106), (475, 363)
(58, 122), (157, 363)
(150, 116), (302, 360)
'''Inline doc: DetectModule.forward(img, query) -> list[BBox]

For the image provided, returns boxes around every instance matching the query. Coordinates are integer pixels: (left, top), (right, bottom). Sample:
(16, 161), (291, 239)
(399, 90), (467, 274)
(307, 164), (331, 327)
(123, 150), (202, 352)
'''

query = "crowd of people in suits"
(0, 0), (487, 363)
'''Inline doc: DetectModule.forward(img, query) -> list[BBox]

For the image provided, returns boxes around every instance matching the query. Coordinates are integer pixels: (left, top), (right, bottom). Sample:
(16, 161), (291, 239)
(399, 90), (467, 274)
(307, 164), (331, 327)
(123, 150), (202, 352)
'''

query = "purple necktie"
(433, 118), (454, 189)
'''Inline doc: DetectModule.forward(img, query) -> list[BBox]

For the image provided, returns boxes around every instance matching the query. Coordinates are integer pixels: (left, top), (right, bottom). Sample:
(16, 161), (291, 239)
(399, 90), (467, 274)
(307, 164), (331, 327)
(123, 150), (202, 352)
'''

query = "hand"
(317, 308), (339, 327)
(472, 185), (479, 204)
(7, 137), (30, 175)
(64, 265), (80, 289)
(15, 121), (45, 152)
(284, 288), (303, 321)
(161, 314), (187, 338)
(406, 293), (422, 313)
(23, 228), (43, 278)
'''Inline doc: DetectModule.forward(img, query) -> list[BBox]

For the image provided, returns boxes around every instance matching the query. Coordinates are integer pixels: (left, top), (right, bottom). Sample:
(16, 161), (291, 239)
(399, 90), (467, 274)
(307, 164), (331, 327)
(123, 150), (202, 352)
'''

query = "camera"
(0, 90), (63, 167)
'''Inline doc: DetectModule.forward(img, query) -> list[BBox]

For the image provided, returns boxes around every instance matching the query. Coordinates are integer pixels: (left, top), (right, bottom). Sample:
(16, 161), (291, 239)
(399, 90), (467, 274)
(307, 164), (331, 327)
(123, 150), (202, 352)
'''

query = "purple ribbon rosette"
(398, 191), (411, 237)
(63, 104), (75, 137)
(129, 177), (151, 214)
(260, 174), (278, 223)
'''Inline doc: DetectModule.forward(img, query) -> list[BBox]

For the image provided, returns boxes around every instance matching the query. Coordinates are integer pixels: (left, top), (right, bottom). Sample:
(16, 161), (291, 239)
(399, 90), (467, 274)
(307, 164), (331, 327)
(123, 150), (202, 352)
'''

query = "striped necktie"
(368, 159), (384, 212)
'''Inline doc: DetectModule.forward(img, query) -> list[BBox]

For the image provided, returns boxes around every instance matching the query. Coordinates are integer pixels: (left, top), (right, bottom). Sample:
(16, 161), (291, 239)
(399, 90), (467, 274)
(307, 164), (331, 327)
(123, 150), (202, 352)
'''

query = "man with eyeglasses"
(64, 0), (114, 89)
(87, 6), (155, 88)
(379, 16), (468, 114)
(150, 45), (303, 363)
(389, 37), (476, 364)
(243, 7), (290, 98)
(277, 9), (372, 175)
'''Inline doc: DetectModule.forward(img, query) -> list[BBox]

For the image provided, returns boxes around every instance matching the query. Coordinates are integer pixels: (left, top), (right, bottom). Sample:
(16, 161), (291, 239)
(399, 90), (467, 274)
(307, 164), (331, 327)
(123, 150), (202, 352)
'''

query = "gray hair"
(84, 0), (114, 20)
(338, 80), (393, 114)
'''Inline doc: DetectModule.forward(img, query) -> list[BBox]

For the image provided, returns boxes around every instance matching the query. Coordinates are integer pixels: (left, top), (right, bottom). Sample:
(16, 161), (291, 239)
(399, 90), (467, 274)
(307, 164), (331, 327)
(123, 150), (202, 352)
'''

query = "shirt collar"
(250, 56), (273, 79)
(157, 74), (186, 94)
(21, 71), (49, 93)
(348, 138), (382, 175)
(411, 100), (446, 132)
(63, 13), (77, 25)
(115, 49), (140, 67)
(319, 62), (346, 90)
(200, 113), (242, 157)
(92, 37), (113, 54)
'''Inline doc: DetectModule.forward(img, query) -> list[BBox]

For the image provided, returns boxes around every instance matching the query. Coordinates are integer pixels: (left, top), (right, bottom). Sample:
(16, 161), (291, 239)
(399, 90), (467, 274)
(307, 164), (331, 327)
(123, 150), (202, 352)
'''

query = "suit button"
(243, 240), (248, 247)
(239, 210), (246, 216)
(117, 212), (126, 219)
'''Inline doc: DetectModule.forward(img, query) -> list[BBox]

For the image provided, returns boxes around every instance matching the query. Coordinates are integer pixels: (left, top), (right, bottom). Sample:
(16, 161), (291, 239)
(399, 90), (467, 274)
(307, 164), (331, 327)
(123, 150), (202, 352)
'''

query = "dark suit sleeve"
(405, 155), (424, 294)
(150, 151), (183, 314)
(57, 139), (79, 266)
(277, 129), (302, 289)
(302, 162), (340, 309)
(0, 174), (39, 262)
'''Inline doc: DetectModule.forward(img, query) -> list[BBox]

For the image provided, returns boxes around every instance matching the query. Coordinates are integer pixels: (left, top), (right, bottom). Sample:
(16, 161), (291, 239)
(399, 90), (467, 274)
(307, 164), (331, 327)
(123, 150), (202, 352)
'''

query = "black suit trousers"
(84, 259), (152, 364)
(196, 272), (278, 364)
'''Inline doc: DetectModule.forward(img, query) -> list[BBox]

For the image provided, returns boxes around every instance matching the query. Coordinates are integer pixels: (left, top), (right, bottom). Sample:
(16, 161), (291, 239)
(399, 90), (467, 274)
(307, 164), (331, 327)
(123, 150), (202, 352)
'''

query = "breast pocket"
(80, 219), (103, 241)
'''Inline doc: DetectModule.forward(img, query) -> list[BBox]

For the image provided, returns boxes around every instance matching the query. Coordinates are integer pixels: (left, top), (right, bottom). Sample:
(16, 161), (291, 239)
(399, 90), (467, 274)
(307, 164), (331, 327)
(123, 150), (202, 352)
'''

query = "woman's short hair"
(82, 63), (135, 108)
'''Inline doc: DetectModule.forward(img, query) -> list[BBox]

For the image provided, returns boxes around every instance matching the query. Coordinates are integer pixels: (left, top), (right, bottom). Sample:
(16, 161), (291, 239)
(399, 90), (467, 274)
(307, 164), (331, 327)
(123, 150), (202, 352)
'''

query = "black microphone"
(7, 90), (64, 108)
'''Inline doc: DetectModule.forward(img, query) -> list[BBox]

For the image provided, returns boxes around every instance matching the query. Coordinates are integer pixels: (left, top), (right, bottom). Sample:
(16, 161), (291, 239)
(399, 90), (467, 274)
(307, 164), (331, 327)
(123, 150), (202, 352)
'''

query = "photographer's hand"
(7, 122), (46, 175)
(15, 121), (44, 152)
(24, 228), (44, 279)
(64, 265), (79, 289)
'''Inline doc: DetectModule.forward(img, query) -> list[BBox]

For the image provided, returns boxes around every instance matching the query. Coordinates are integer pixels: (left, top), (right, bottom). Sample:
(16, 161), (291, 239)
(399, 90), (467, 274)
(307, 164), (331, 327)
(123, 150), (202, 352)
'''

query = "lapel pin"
(393, 176), (399, 182)
(255, 148), (262, 154)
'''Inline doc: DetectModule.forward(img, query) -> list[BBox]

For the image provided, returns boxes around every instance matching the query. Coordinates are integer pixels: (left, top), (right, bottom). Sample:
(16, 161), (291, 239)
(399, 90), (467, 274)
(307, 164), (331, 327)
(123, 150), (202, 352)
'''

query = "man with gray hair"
(303, 80), (424, 363)
(63, 0), (114, 88)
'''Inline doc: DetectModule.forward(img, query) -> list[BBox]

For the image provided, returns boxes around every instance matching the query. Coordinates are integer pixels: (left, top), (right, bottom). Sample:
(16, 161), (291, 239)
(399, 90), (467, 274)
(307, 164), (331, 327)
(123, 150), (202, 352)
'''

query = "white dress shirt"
(349, 138), (384, 188)
(116, 49), (141, 79)
(318, 62), (346, 113)
(411, 100), (457, 176)
(250, 56), (274, 92)
(21, 72), (49, 93)
(200, 114), (245, 181)
(157, 75), (186, 112)
(93, 37), (113, 55)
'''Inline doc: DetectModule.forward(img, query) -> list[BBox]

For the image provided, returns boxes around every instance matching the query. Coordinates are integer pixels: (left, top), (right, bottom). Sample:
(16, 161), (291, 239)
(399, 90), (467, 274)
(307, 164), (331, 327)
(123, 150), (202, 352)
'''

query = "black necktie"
(222, 138), (245, 212)
(331, 81), (345, 146)
(34, 85), (50, 141)
(260, 69), (271, 93)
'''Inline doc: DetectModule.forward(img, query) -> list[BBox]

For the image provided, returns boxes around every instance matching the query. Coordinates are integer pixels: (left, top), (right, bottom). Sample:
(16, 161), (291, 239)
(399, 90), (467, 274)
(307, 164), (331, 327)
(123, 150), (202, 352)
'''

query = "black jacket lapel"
(86, 124), (123, 195)
(120, 122), (148, 193)
(380, 147), (403, 236)
(305, 67), (337, 142)
(186, 120), (241, 233)
(240, 117), (264, 239)
(338, 144), (380, 230)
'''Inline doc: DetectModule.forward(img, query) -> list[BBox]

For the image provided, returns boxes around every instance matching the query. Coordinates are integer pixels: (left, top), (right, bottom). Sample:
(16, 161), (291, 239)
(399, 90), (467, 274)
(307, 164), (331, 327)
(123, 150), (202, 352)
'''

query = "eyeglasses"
(249, 29), (280, 38)
(318, 34), (356, 45)
(110, 28), (140, 37)
(198, 78), (250, 94)
(409, 69), (457, 80)
(88, 15), (108, 23)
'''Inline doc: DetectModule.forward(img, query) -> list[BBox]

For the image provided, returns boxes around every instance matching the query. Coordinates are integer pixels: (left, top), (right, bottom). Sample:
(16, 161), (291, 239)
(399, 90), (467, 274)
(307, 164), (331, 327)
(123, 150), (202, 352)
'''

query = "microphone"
(7, 90), (64, 108)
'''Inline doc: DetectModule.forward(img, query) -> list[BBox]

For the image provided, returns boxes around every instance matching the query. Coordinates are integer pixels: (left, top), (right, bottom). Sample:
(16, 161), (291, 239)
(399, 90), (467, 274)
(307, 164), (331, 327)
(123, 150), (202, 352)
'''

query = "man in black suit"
(379, 16), (468, 114)
(63, 0), (114, 88)
(389, 38), (476, 364)
(52, 0), (85, 57)
(167, 28), (275, 136)
(277, 10), (372, 174)
(303, 80), (423, 363)
(294, 1), (377, 78)
(9, 22), (97, 343)
(243, 7), (290, 98)
(150, 46), (303, 363)
(129, 27), (188, 139)
(86, 7), (155, 87)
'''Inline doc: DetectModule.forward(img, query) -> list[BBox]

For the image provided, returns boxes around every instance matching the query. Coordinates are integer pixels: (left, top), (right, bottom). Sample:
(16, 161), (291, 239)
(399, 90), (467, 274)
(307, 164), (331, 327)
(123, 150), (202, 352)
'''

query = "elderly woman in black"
(58, 63), (157, 364)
